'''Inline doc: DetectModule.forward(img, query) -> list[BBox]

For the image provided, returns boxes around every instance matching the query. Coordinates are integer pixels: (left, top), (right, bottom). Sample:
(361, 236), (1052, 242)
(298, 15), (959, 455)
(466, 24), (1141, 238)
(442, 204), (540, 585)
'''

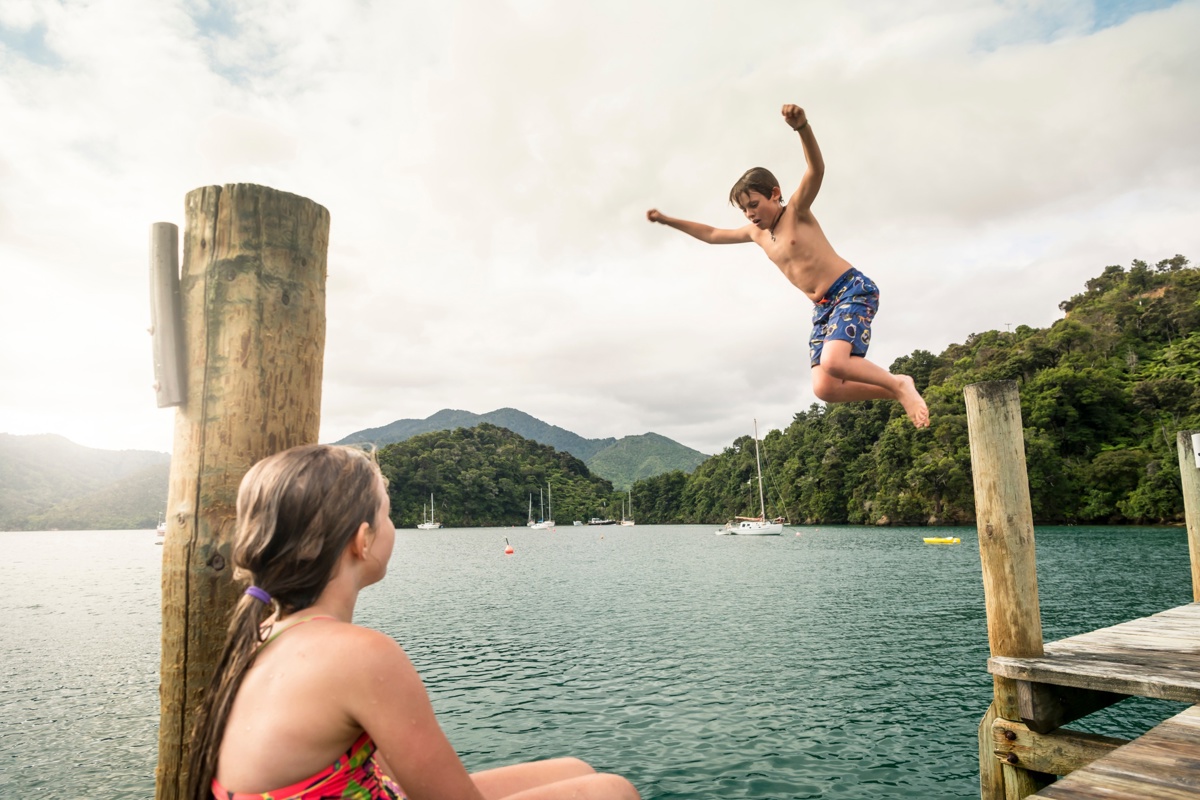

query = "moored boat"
(716, 419), (783, 536)
(417, 493), (443, 529)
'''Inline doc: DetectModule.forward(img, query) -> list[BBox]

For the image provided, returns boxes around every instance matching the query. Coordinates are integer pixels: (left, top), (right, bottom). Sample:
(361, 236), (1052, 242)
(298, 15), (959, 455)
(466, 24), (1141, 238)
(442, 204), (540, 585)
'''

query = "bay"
(0, 525), (1191, 799)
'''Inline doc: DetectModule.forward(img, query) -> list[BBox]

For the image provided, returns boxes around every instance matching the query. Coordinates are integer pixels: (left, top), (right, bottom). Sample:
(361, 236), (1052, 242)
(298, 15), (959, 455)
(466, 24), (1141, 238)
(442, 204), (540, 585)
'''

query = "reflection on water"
(0, 525), (1191, 799)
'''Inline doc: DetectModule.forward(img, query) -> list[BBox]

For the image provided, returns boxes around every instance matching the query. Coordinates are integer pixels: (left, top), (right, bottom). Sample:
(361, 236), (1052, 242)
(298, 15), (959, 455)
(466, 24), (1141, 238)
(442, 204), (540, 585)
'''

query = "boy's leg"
(813, 340), (929, 427)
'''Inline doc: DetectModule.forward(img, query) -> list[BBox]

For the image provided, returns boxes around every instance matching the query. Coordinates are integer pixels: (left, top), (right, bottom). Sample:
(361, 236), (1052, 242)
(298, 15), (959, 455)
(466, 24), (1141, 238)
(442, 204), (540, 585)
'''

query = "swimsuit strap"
(259, 614), (337, 649)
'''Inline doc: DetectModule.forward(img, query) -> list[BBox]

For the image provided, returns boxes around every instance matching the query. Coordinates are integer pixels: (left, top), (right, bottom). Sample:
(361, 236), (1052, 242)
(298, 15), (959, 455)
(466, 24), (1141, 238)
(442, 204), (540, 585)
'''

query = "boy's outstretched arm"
(781, 104), (824, 212)
(646, 209), (752, 245)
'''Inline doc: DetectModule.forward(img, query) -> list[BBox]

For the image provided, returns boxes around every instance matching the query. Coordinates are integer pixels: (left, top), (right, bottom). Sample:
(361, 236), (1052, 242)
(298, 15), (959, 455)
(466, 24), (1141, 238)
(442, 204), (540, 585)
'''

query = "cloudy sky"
(1, 0), (1198, 457)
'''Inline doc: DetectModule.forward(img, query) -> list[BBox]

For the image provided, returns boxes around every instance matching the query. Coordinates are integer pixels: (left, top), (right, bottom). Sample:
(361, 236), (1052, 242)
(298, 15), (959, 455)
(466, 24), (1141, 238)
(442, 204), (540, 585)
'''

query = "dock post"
(155, 185), (329, 800)
(965, 381), (1052, 799)
(1176, 431), (1200, 601)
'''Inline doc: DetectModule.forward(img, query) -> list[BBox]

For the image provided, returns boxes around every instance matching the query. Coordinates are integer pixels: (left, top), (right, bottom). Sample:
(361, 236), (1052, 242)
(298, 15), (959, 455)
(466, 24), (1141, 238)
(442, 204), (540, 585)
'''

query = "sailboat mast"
(754, 418), (767, 519)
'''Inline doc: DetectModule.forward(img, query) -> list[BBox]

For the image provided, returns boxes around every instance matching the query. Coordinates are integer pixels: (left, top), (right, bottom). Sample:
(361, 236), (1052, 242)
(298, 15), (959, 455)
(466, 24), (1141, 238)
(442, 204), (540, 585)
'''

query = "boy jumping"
(646, 103), (929, 428)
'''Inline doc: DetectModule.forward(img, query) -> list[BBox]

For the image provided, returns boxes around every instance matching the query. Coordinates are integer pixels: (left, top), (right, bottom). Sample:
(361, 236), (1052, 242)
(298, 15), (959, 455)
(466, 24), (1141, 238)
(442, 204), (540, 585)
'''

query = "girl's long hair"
(185, 444), (383, 800)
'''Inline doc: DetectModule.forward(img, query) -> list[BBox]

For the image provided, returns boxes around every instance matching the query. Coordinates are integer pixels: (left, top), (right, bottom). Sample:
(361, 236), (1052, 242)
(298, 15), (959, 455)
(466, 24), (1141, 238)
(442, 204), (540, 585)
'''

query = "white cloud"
(1, 0), (1198, 457)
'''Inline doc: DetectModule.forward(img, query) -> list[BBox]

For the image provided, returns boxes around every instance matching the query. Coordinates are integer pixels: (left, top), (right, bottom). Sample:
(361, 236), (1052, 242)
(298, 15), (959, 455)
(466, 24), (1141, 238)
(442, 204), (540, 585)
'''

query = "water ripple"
(0, 525), (1191, 799)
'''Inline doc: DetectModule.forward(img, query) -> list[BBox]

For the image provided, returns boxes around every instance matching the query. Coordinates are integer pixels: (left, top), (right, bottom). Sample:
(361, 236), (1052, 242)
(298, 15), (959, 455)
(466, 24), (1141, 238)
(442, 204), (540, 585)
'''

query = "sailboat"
(529, 485), (555, 529)
(619, 490), (635, 526)
(416, 493), (443, 529)
(716, 419), (783, 536)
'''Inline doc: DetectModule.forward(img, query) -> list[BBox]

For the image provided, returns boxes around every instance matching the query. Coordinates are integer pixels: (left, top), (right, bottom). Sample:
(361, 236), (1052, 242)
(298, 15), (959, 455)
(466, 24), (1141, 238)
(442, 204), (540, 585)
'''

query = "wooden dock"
(966, 383), (1200, 799)
(1032, 704), (1200, 799)
(990, 603), (1200, 704)
(989, 603), (1200, 798)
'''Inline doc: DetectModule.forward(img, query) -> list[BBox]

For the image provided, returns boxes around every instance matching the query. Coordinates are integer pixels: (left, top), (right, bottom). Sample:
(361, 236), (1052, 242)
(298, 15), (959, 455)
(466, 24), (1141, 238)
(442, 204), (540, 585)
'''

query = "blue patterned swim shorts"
(809, 268), (879, 367)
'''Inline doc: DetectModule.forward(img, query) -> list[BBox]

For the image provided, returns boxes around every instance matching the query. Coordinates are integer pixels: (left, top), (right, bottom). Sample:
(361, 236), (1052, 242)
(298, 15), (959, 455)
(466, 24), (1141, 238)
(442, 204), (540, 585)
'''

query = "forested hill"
(586, 432), (708, 490)
(337, 407), (617, 461)
(0, 434), (169, 530)
(632, 256), (1200, 526)
(377, 423), (619, 527)
(338, 406), (708, 489)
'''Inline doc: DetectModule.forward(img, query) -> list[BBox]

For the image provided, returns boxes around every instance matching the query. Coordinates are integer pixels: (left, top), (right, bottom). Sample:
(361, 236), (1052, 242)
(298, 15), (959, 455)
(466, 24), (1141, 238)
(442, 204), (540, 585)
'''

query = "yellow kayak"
(923, 537), (961, 545)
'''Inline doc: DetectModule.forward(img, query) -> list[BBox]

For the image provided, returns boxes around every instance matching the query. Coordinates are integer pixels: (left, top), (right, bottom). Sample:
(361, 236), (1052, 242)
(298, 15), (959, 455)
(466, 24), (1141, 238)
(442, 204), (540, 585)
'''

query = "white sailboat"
(619, 490), (635, 526)
(417, 493), (443, 529)
(529, 485), (555, 529)
(716, 419), (783, 536)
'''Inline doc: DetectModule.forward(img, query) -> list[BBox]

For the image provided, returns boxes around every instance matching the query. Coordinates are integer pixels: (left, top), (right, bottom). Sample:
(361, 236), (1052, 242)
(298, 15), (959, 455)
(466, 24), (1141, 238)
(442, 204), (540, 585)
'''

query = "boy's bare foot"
(896, 374), (930, 428)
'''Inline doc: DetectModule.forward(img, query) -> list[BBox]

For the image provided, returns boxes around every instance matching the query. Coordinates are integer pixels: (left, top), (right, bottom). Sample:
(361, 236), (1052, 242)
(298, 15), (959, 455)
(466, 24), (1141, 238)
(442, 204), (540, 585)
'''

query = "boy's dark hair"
(729, 167), (780, 208)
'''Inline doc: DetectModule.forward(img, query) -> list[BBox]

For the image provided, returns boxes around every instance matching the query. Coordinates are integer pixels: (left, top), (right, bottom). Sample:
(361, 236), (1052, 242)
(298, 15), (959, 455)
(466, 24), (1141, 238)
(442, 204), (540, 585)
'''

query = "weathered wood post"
(156, 184), (329, 799)
(965, 381), (1052, 799)
(1177, 431), (1200, 601)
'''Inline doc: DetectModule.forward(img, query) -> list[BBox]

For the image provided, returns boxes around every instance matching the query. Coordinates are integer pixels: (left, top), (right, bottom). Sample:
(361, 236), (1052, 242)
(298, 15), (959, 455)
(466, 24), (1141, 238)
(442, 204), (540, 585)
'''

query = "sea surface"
(0, 525), (1192, 799)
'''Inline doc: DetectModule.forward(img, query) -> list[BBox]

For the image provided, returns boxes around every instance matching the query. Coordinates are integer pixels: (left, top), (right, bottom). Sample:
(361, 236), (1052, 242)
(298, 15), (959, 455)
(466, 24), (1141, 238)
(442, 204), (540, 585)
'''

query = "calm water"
(0, 525), (1191, 799)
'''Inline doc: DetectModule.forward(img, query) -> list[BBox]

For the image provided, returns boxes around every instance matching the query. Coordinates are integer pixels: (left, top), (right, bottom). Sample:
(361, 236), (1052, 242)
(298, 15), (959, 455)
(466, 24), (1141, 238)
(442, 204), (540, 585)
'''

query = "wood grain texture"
(990, 603), (1200, 703)
(1177, 432), (1200, 602)
(156, 184), (329, 800)
(966, 381), (1048, 798)
(1033, 704), (1200, 798)
(993, 718), (1127, 776)
(965, 381), (1045, 670)
(982, 702), (1007, 800)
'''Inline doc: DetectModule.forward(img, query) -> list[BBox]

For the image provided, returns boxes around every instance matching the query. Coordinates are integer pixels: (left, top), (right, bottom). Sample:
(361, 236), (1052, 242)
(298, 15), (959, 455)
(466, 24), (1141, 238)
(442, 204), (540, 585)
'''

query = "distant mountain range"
(338, 408), (709, 490)
(0, 433), (170, 530)
(0, 410), (710, 529)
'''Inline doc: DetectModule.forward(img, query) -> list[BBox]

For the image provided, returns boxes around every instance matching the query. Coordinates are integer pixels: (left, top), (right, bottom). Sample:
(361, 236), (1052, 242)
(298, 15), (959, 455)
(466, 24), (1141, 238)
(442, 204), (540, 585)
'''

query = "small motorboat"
(923, 536), (961, 545)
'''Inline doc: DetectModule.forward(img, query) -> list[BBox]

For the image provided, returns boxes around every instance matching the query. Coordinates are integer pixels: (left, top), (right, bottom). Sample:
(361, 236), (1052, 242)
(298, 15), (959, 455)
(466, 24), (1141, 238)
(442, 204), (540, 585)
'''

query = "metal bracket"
(149, 222), (185, 408)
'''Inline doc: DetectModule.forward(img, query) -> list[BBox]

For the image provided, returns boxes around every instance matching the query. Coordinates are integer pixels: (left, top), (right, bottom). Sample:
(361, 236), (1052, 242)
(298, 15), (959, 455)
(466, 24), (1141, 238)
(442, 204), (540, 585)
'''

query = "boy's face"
(735, 189), (781, 229)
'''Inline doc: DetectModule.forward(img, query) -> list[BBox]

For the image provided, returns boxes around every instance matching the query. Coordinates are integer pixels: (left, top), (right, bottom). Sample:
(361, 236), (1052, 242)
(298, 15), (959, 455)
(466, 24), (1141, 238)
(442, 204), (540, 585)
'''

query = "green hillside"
(337, 406), (711, 485)
(336, 407), (617, 461)
(0, 434), (170, 530)
(376, 423), (619, 527)
(585, 433), (709, 491)
(28, 462), (170, 530)
(630, 255), (1200, 526)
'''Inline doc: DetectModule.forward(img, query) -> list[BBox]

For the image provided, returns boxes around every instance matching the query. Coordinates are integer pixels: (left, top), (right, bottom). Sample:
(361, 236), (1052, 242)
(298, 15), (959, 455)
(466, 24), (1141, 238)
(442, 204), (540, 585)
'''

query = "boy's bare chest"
(759, 216), (849, 300)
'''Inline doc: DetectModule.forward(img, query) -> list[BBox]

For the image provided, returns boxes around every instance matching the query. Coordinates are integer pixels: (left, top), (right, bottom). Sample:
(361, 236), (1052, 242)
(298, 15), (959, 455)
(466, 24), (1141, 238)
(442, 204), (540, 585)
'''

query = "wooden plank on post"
(993, 718), (1127, 776)
(1177, 431), (1200, 602)
(966, 381), (1046, 799)
(156, 184), (330, 800)
(981, 702), (1006, 800)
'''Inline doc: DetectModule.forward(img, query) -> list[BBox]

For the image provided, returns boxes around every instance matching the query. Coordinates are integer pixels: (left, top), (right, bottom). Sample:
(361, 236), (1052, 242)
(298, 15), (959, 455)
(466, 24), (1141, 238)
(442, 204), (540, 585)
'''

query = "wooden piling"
(156, 184), (329, 800)
(965, 381), (1052, 799)
(1176, 431), (1200, 601)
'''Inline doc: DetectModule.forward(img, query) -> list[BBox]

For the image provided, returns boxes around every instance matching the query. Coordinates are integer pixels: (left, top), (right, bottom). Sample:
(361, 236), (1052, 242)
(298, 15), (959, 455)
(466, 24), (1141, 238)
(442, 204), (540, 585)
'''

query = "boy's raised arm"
(782, 104), (824, 212)
(646, 209), (752, 245)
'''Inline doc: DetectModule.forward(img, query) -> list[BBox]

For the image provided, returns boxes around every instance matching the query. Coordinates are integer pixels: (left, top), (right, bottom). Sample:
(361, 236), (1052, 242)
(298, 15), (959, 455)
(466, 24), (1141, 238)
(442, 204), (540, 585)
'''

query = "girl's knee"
(592, 773), (641, 799)
(553, 756), (595, 776)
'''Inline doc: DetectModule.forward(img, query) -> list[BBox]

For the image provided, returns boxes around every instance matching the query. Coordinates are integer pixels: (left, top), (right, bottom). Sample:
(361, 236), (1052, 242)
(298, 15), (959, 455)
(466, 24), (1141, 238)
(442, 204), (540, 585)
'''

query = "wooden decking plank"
(990, 603), (1200, 700)
(990, 654), (1200, 702)
(1034, 706), (1200, 798)
(1052, 625), (1200, 644)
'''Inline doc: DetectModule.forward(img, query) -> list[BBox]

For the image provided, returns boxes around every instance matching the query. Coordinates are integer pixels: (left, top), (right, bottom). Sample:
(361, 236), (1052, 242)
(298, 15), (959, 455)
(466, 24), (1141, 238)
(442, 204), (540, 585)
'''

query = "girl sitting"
(187, 444), (640, 800)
